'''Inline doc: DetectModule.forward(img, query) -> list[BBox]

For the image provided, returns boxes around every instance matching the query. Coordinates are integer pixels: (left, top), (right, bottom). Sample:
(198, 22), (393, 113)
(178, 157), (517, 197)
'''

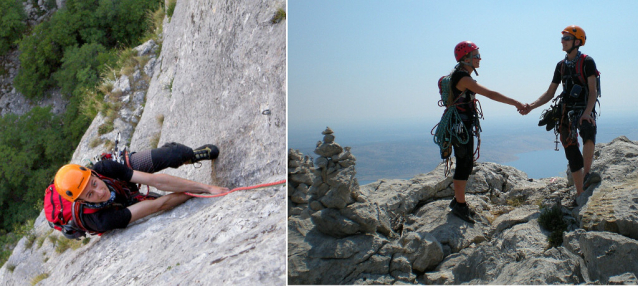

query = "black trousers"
(128, 142), (195, 173)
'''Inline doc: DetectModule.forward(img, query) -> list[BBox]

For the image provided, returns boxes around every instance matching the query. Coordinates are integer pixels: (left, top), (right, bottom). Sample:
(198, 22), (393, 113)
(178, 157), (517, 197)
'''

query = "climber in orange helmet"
(44, 143), (228, 239)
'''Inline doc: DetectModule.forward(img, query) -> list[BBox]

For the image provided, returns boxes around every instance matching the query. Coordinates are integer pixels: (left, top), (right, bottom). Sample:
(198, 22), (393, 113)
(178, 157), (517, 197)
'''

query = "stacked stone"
(288, 148), (314, 216)
(305, 127), (393, 238)
(308, 127), (357, 210)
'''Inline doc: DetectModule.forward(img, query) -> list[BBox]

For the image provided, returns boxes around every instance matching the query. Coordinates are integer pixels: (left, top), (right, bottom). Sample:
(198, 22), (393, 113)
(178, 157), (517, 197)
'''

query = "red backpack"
(44, 183), (100, 239)
(43, 174), (157, 240)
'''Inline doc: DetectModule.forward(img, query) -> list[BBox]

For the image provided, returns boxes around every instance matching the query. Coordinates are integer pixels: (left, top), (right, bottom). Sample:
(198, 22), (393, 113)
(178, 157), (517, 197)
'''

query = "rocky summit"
(288, 129), (638, 285)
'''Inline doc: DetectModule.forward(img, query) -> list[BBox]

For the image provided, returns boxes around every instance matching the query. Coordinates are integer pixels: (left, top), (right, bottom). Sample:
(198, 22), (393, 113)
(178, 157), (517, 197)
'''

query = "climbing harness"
(185, 179), (287, 198)
(432, 68), (483, 176)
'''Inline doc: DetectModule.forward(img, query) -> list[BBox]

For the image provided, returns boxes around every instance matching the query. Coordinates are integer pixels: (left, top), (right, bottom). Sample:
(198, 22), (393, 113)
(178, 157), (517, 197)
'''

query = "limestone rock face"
(288, 132), (638, 285)
(1, 1), (286, 285)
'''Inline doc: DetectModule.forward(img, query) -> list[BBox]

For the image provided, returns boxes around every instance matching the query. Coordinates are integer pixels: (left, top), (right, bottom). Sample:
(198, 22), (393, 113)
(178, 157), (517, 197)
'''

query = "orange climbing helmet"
(562, 25), (586, 46)
(54, 164), (92, 201)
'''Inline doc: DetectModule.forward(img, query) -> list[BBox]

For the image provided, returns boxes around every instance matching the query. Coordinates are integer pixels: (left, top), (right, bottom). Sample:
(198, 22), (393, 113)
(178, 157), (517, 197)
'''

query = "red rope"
(184, 179), (286, 198)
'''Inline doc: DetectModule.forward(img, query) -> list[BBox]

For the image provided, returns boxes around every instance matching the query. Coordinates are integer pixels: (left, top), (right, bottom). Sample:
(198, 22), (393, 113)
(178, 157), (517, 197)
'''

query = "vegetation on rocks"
(538, 204), (568, 247)
(0, 0), (26, 55)
(0, 0), (168, 264)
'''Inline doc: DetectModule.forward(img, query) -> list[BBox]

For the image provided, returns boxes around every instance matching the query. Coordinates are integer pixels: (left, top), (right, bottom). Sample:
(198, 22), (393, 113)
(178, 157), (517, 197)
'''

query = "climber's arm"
(127, 193), (191, 223)
(129, 170), (229, 194)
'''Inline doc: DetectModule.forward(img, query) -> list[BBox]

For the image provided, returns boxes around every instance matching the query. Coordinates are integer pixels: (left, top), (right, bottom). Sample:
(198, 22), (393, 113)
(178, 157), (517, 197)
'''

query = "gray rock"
(579, 231), (638, 284)
(399, 231), (444, 272)
(315, 142), (344, 157)
(609, 272), (638, 285)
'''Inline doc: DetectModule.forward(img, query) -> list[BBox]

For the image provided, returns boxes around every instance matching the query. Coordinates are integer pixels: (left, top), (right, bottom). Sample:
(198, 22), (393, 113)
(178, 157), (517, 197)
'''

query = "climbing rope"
(184, 179), (287, 198)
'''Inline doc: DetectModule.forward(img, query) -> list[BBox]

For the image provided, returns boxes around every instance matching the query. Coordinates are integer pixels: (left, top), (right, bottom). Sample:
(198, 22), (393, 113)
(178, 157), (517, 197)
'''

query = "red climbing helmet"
(454, 41), (479, 62)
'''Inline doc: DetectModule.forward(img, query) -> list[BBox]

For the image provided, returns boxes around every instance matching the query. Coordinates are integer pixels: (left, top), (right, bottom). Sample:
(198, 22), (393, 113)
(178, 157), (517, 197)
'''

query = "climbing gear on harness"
(432, 69), (483, 176)
(560, 52), (601, 102)
(186, 144), (220, 164)
(54, 164), (93, 202)
(86, 131), (131, 169)
(538, 104), (560, 131)
(185, 179), (287, 198)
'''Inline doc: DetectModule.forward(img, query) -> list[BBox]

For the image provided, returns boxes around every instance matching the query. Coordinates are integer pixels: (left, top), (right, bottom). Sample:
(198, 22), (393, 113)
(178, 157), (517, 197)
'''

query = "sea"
(289, 114), (638, 185)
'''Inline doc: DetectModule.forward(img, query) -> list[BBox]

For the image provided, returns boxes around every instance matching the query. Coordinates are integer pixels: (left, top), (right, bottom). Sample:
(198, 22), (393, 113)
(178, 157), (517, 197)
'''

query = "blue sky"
(288, 0), (636, 139)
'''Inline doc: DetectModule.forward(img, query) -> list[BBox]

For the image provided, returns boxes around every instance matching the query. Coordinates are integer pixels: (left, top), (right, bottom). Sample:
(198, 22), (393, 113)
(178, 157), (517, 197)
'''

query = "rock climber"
(444, 41), (524, 223)
(51, 142), (228, 233)
(520, 25), (601, 203)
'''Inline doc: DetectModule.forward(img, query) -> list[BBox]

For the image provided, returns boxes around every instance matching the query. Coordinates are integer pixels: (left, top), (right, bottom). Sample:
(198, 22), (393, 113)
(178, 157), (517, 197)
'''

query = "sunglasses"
(472, 54), (481, 60)
(561, 35), (575, 41)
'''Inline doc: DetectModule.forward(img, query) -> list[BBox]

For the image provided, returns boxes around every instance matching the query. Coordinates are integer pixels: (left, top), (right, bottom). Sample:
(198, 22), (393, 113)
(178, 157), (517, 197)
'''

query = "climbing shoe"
(187, 144), (219, 164)
(451, 202), (475, 224)
(583, 172), (601, 189)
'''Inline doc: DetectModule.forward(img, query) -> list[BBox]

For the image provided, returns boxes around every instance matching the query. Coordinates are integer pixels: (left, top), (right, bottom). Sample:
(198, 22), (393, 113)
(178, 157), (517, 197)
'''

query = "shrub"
(271, 8), (286, 24)
(538, 205), (567, 248)
(0, 0), (27, 55)
(53, 43), (117, 98)
(24, 233), (36, 249)
(98, 122), (114, 135)
(30, 272), (49, 286)
(167, 0), (177, 18)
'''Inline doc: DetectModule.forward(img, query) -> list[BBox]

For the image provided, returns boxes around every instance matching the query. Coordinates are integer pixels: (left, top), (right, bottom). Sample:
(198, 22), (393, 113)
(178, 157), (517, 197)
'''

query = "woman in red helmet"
(446, 41), (524, 223)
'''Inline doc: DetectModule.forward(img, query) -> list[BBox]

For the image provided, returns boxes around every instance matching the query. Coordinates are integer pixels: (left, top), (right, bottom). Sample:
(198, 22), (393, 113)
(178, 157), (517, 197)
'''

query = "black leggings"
(453, 121), (474, 181)
(559, 109), (597, 172)
(128, 142), (195, 173)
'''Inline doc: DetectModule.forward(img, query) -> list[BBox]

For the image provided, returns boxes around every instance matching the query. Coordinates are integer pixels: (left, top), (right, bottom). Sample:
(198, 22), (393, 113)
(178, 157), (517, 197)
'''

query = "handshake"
(513, 101), (533, 115)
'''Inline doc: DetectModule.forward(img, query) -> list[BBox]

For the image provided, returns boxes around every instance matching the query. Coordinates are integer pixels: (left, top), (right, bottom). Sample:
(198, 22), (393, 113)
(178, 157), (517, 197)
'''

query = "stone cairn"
(288, 127), (393, 238)
(309, 127), (358, 210)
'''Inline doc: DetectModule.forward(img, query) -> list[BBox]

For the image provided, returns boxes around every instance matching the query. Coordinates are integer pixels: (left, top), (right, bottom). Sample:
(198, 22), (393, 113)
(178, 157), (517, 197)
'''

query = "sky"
(288, 0), (637, 145)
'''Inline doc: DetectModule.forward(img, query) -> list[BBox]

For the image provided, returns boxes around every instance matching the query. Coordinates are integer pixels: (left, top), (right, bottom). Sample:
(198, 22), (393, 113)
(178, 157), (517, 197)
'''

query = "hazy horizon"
(289, 113), (638, 182)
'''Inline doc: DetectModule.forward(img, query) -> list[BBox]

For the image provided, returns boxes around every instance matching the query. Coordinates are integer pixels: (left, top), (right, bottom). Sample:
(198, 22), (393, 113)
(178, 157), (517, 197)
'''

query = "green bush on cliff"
(14, 0), (161, 100)
(538, 205), (567, 247)
(0, 0), (27, 55)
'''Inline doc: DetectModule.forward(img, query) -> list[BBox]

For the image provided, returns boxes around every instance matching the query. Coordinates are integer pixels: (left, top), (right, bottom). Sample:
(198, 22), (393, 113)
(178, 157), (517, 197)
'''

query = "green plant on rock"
(167, 0), (177, 19)
(271, 8), (286, 24)
(98, 122), (114, 135)
(538, 204), (567, 248)
(30, 272), (50, 286)
(0, 0), (27, 55)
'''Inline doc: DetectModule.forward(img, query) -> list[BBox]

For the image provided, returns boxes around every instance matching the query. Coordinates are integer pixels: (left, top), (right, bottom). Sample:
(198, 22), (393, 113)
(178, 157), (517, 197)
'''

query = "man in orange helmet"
(50, 143), (228, 234)
(521, 25), (601, 203)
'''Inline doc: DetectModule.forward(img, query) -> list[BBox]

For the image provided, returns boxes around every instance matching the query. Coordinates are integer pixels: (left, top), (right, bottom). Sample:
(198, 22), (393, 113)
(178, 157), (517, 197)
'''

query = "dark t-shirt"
(552, 55), (597, 105)
(450, 69), (476, 121)
(82, 160), (135, 232)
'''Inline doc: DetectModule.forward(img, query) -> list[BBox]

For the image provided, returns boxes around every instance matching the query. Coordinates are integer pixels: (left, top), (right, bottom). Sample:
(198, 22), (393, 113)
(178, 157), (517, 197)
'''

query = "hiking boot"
(449, 197), (457, 210)
(187, 144), (219, 164)
(583, 172), (601, 189)
(451, 202), (475, 224)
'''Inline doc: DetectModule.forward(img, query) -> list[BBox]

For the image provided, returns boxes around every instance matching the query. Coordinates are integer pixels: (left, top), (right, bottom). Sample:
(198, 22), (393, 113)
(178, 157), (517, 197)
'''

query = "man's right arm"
(529, 82), (560, 112)
(127, 193), (192, 223)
